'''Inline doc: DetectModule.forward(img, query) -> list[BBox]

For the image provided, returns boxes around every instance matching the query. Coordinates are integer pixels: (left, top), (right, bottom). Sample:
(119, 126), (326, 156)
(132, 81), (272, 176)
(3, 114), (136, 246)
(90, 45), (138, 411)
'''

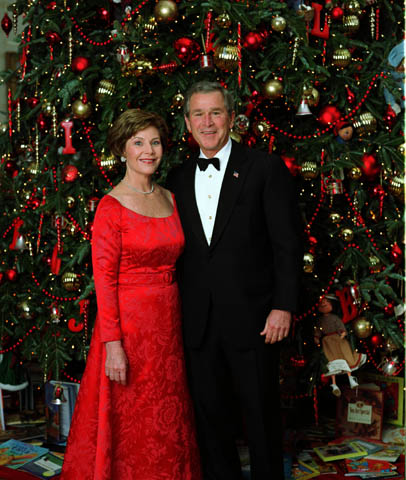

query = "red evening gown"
(61, 194), (202, 480)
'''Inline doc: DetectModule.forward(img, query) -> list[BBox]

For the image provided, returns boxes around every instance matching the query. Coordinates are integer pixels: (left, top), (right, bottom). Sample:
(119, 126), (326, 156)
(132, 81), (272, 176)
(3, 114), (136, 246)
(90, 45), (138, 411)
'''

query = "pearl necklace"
(122, 180), (155, 195)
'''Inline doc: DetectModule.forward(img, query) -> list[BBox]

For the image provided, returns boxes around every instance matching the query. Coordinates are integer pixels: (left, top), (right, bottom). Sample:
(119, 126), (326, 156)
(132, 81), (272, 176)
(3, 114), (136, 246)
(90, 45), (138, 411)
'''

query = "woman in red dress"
(61, 109), (201, 480)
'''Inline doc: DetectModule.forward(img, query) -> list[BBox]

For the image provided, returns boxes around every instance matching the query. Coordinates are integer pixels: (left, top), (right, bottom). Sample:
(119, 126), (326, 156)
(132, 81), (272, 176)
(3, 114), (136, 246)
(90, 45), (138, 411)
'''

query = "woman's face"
(123, 126), (163, 176)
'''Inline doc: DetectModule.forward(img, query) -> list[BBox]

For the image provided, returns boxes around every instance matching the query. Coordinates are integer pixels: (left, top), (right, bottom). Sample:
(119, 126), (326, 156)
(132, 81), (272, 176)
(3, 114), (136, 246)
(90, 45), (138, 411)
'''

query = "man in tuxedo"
(167, 81), (302, 480)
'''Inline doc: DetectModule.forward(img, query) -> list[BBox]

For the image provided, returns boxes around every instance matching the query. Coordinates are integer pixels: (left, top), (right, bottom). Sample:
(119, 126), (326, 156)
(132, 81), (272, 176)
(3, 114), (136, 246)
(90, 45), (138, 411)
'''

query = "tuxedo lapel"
(210, 142), (251, 250)
(179, 160), (209, 249)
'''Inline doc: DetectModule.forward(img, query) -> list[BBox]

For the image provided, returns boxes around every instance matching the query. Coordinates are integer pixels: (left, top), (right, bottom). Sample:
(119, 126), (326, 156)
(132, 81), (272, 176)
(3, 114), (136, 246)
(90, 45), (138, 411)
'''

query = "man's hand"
(260, 309), (292, 344)
(105, 340), (128, 385)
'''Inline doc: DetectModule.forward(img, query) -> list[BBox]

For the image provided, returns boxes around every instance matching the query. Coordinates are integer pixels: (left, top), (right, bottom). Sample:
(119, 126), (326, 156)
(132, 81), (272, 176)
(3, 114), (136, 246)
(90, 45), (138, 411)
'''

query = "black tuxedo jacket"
(168, 140), (302, 348)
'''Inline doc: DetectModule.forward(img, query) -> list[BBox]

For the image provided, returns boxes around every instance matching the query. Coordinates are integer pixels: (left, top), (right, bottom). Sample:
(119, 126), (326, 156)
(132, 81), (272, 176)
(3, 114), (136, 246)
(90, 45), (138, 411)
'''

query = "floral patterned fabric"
(61, 194), (201, 480)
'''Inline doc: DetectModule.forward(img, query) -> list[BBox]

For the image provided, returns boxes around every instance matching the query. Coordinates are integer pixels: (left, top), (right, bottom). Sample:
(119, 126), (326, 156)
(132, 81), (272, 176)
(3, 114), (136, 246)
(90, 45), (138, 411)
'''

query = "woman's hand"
(105, 340), (128, 385)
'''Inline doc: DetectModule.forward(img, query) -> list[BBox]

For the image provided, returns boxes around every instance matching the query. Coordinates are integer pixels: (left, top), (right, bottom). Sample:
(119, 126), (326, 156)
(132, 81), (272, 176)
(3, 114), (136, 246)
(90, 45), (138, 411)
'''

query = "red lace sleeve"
(91, 195), (122, 342)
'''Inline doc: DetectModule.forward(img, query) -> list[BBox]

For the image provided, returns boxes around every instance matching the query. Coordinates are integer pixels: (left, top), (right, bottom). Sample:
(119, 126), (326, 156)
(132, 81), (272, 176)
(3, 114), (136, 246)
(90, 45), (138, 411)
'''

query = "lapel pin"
(233, 171), (239, 178)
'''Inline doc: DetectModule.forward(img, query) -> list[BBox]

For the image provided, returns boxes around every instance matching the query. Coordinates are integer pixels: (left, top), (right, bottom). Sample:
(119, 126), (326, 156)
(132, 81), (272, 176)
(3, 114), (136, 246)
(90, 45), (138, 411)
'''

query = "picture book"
(298, 450), (339, 475)
(351, 438), (384, 455)
(291, 461), (319, 480)
(19, 451), (63, 478)
(313, 441), (367, 462)
(336, 385), (384, 440)
(0, 439), (48, 469)
(354, 471), (401, 479)
(365, 444), (403, 462)
(344, 457), (397, 475)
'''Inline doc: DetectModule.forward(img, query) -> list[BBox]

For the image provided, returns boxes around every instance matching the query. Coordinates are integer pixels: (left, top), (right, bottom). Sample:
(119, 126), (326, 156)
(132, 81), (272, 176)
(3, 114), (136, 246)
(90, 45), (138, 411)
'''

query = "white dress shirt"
(195, 138), (232, 244)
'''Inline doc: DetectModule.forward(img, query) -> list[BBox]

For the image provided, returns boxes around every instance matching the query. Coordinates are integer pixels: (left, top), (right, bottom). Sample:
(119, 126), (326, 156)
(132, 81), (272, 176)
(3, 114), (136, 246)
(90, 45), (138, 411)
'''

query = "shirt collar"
(199, 138), (232, 170)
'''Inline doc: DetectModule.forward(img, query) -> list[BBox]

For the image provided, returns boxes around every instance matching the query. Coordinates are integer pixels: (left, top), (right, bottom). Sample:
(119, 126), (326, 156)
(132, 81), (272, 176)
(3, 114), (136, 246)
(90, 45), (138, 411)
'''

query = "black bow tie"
(196, 157), (220, 171)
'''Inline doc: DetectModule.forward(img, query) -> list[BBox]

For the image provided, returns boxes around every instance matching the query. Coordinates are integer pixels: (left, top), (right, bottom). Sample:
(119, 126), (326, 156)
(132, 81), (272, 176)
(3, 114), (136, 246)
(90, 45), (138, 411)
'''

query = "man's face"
(185, 91), (235, 158)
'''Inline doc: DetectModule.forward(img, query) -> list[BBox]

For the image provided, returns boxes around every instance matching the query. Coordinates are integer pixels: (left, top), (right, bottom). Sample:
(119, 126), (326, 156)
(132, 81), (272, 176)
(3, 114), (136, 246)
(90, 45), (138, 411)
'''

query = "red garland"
(0, 327), (37, 354)
(82, 122), (114, 188)
(64, 211), (91, 241)
(31, 272), (82, 301)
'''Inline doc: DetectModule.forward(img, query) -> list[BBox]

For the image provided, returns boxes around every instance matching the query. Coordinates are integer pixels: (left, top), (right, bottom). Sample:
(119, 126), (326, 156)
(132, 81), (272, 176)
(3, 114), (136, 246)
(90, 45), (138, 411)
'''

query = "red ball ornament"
(370, 333), (383, 348)
(243, 31), (264, 50)
(27, 97), (40, 109)
(384, 303), (394, 316)
(391, 242), (403, 266)
(37, 112), (47, 131)
(71, 56), (91, 73)
(67, 317), (84, 333)
(46, 2), (57, 10)
(31, 197), (41, 209)
(45, 31), (62, 46)
(360, 153), (380, 180)
(1, 13), (12, 37)
(5, 268), (18, 282)
(4, 160), (16, 174)
(97, 7), (110, 24)
(173, 38), (200, 64)
(62, 165), (79, 182)
(317, 105), (341, 126)
(384, 104), (397, 128)
(331, 6), (344, 20)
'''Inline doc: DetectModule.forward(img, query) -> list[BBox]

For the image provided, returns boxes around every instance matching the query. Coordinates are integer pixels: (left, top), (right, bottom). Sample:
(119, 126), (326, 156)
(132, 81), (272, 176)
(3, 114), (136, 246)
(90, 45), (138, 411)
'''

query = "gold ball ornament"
(305, 87), (320, 107)
(94, 150), (120, 172)
(340, 228), (354, 242)
(343, 15), (360, 34)
(397, 143), (406, 155)
(345, 0), (361, 15)
(332, 47), (352, 67)
(353, 317), (373, 338)
(301, 161), (318, 180)
(95, 79), (116, 103)
(66, 196), (75, 208)
(0, 122), (8, 135)
(72, 98), (92, 119)
(214, 13), (232, 29)
(253, 121), (270, 137)
(271, 16), (287, 32)
(384, 337), (398, 352)
(154, 0), (178, 23)
(329, 212), (342, 224)
(369, 255), (382, 273)
(303, 253), (315, 273)
(263, 79), (283, 100)
(172, 93), (184, 109)
(17, 300), (33, 319)
(61, 272), (81, 291)
(230, 131), (242, 143)
(348, 166), (362, 180)
(42, 100), (54, 116)
(388, 176), (404, 200)
(122, 57), (154, 77)
(353, 112), (377, 135)
(213, 43), (239, 71)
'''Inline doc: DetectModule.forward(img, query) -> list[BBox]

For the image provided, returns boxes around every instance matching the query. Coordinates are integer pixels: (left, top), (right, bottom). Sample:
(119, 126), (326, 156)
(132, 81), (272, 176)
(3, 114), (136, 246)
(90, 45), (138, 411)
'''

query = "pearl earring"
(121, 156), (126, 163)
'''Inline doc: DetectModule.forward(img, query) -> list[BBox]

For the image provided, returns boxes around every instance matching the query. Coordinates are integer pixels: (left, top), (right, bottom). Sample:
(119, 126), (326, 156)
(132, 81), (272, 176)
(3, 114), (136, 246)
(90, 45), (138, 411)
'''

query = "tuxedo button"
(209, 216), (212, 220)
(208, 195), (212, 199)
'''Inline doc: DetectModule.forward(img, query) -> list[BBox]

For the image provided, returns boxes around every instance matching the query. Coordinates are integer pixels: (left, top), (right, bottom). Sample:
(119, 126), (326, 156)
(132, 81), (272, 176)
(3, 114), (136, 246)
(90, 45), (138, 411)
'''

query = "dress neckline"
(106, 194), (176, 219)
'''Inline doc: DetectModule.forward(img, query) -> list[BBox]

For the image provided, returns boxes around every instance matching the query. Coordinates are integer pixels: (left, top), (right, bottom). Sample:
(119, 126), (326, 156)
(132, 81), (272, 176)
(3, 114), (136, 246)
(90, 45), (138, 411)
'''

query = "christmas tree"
(0, 0), (404, 408)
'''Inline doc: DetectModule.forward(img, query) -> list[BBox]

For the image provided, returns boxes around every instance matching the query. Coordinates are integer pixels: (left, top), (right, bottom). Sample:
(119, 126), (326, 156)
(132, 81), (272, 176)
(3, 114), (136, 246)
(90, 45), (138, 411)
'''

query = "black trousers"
(185, 305), (284, 480)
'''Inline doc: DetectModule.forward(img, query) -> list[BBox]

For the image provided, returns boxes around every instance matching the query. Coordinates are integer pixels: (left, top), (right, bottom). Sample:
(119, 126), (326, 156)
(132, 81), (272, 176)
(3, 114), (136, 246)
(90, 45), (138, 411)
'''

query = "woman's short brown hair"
(107, 109), (169, 157)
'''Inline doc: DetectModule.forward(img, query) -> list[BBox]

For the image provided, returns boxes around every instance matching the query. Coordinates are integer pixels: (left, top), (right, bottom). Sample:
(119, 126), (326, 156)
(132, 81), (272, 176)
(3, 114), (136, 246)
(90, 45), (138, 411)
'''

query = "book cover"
(19, 451), (63, 478)
(351, 438), (384, 455)
(313, 441), (367, 462)
(360, 373), (404, 427)
(0, 439), (48, 469)
(336, 385), (384, 440)
(298, 450), (338, 475)
(365, 444), (403, 462)
(344, 457), (397, 474)
(291, 462), (320, 480)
